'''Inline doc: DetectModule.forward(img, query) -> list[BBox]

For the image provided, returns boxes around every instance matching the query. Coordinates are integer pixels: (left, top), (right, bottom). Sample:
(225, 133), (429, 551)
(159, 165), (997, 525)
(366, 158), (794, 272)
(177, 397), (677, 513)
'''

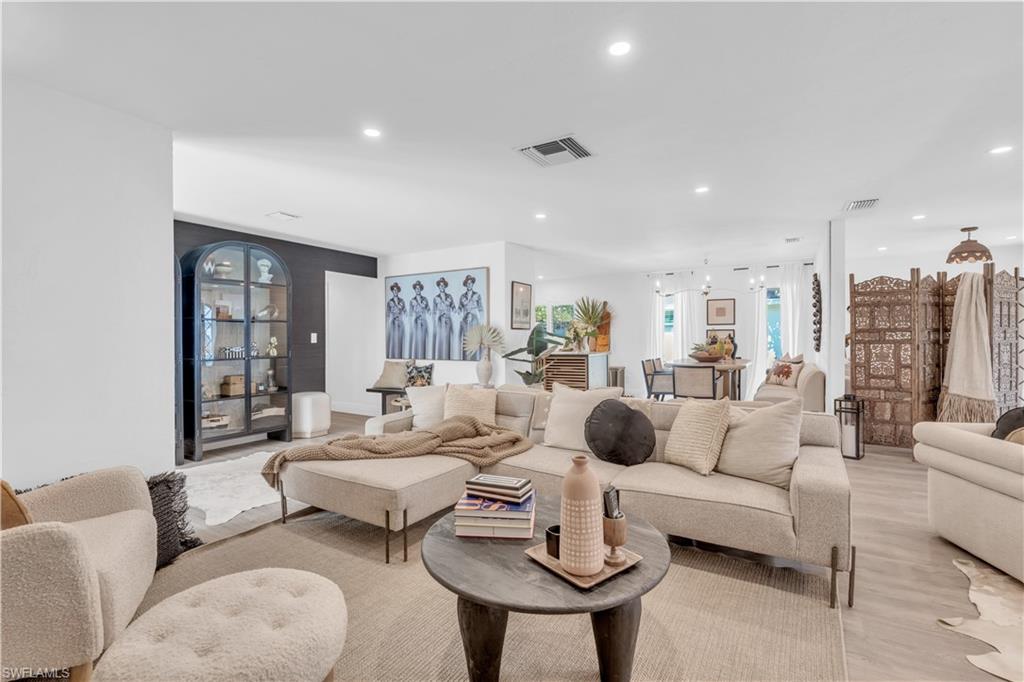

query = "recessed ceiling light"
(1008, 235), (1018, 240)
(694, 186), (710, 194)
(534, 213), (547, 220)
(877, 246), (888, 252)
(608, 41), (631, 56)
(989, 145), (1013, 155)
(912, 215), (926, 221)
(363, 128), (382, 138)
(537, 275), (545, 280)
(266, 211), (301, 221)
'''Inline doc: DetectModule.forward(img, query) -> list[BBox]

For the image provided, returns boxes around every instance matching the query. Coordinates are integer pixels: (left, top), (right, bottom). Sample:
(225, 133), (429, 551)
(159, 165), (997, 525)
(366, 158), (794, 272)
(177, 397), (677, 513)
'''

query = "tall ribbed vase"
(560, 455), (604, 576)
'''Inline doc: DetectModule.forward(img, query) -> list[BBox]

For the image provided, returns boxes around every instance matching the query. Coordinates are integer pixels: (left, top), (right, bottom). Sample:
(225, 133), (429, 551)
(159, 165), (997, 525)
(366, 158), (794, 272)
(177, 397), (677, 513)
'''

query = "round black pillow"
(585, 399), (656, 466)
(992, 407), (1024, 440)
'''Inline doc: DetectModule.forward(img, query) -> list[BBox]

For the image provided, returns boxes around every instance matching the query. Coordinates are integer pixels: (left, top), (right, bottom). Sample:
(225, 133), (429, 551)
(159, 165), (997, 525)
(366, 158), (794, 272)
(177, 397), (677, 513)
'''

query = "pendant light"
(946, 226), (993, 264)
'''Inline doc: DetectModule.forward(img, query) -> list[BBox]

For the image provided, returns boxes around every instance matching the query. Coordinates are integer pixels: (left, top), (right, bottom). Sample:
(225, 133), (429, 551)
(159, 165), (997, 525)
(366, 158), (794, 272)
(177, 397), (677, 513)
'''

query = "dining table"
(666, 357), (752, 400)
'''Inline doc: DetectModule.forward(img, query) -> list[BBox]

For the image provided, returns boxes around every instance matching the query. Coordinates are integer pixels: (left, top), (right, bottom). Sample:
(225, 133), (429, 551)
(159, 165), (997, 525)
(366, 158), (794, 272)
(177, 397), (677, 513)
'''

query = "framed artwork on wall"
(384, 266), (489, 361)
(706, 298), (736, 326)
(511, 281), (533, 329)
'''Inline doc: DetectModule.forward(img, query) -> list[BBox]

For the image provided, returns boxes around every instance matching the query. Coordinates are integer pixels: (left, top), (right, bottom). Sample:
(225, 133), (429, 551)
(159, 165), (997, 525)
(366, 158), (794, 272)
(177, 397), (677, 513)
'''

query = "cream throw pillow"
(443, 385), (497, 424)
(663, 399), (732, 475)
(406, 384), (447, 428)
(544, 383), (624, 452)
(716, 398), (803, 489)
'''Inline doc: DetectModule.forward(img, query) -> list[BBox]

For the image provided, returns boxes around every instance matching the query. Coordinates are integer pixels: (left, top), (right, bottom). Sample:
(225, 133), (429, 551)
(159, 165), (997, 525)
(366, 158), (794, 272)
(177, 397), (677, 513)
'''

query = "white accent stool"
(293, 391), (331, 438)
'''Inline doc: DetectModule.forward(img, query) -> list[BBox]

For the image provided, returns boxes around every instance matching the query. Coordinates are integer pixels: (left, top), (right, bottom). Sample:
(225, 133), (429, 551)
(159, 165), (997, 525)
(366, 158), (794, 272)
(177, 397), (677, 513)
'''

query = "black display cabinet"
(180, 241), (292, 461)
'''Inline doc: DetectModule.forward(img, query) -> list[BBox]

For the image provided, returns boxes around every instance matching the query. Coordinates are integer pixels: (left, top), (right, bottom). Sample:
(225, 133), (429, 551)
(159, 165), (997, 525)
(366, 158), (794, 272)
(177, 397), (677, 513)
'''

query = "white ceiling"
(4, 2), (1022, 270)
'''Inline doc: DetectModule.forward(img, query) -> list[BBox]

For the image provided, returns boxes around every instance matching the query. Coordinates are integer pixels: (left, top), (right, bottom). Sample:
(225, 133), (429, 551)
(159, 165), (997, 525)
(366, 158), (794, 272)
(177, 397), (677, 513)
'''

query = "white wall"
(2, 80), (174, 488)
(846, 243), (1023, 283)
(325, 271), (382, 415)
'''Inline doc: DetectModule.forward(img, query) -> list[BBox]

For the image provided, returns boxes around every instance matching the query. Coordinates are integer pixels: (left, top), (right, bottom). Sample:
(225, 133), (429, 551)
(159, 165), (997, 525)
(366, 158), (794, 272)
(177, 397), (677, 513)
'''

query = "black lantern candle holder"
(834, 394), (865, 460)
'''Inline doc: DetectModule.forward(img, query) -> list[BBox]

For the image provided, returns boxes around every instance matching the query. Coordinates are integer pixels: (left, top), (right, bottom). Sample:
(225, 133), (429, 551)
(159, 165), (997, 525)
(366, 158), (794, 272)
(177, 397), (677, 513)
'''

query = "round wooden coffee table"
(421, 498), (671, 682)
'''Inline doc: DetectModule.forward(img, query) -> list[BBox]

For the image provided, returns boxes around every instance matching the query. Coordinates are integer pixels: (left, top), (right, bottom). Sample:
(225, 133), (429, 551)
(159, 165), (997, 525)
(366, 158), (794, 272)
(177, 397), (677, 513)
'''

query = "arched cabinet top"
(181, 240), (291, 287)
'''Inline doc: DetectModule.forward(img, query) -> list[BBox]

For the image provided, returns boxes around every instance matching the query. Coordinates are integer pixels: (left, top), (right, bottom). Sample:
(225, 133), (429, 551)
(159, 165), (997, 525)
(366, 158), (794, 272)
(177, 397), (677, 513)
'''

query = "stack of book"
(454, 474), (535, 539)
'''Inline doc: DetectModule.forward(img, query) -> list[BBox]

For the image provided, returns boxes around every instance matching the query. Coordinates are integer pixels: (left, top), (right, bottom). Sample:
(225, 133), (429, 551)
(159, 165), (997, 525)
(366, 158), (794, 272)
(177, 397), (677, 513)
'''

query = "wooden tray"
(524, 543), (642, 589)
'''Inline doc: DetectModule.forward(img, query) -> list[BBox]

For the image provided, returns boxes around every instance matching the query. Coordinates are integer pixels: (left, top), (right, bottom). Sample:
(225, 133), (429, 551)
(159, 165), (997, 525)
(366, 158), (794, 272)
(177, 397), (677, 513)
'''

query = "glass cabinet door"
(249, 247), (289, 287)
(199, 245), (246, 284)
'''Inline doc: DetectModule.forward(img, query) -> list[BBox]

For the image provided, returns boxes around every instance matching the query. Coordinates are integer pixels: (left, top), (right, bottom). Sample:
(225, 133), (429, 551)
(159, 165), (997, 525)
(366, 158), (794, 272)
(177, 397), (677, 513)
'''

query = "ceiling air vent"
(518, 135), (593, 167)
(785, 237), (801, 243)
(843, 198), (879, 212)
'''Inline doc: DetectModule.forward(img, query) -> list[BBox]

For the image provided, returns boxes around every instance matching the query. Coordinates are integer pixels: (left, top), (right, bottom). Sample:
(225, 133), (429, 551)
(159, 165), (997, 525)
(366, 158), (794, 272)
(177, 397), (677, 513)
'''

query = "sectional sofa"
(277, 388), (854, 606)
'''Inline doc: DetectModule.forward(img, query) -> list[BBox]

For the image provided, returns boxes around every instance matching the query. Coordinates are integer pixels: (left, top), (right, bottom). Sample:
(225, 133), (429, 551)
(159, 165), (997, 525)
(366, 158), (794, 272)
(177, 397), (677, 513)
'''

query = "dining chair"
(642, 359), (674, 401)
(672, 365), (724, 399)
(654, 358), (665, 371)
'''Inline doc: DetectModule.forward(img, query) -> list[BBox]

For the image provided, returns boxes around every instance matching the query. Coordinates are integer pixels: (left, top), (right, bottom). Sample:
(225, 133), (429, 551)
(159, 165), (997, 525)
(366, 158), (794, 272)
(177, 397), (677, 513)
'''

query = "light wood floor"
(179, 419), (997, 681)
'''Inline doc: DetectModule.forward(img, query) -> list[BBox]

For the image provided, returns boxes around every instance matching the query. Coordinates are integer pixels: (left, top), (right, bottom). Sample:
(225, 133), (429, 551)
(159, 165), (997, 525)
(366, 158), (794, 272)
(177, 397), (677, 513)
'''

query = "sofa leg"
(403, 509), (409, 562)
(829, 546), (838, 609)
(279, 482), (288, 524)
(69, 663), (92, 682)
(385, 510), (391, 564)
(848, 545), (857, 608)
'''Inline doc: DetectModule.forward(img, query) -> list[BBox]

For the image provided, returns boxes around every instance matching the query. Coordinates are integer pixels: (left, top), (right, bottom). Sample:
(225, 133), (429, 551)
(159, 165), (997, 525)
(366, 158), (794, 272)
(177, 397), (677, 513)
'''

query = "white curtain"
(780, 263), (803, 357)
(671, 292), (686, 362)
(745, 286), (770, 397)
(681, 290), (706, 358)
(648, 290), (664, 361)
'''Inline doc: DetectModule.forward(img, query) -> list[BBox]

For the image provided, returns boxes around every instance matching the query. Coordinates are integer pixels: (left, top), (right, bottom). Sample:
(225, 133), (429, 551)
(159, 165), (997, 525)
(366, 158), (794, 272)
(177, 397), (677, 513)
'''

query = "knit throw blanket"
(261, 415), (532, 489)
(938, 272), (997, 422)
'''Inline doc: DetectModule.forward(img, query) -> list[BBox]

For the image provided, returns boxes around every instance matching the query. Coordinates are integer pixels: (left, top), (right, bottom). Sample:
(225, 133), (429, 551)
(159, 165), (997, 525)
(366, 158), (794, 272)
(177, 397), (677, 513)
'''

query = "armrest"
(0, 523), (104, 671)
(790, 446), (852, 570)
(797, 369), (826, 413)
(913, 422), (1022, 474)
(20, 466), (152, 523)
(364, 411), (414, 435)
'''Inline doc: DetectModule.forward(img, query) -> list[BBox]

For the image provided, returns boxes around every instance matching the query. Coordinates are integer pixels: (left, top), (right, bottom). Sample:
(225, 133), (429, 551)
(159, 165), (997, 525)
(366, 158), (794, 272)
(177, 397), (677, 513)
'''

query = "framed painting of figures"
(385, 267), (489, 361)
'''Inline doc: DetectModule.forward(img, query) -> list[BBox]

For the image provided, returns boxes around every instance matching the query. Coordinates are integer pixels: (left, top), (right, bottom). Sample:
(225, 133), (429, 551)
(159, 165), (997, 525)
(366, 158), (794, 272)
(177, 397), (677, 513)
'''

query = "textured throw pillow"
(766, 354), (804, 387)
(373, 360), (410, 388)
(992, 407), (1024, 440)
(663, 399), (732, 475)
(405, 363), (434, 387)
(406, 384), (447, 428)
(584, 399), (655, 466)
(716, 398), (803, 489)
(444, 385), (497, 424)
(1, 480), (32, 529)
(544, 383), (624, 452)
(147, 472), (203, 568)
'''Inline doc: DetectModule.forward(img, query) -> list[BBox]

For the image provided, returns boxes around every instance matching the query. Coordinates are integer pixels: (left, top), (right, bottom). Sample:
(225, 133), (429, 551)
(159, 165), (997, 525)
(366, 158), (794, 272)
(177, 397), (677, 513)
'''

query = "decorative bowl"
(689, 351), (724, 363)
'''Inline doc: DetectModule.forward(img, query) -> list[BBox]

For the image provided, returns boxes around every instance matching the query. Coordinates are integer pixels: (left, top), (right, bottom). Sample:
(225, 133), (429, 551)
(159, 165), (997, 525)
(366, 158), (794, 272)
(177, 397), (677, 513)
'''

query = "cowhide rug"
(939, 559), (1023, 682)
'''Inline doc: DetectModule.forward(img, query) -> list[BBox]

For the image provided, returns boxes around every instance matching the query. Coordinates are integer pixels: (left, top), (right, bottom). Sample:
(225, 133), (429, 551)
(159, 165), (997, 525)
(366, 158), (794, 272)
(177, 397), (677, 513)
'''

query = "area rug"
(182, 452), (279, 525)
(143, 511), (847, 681)
(940, 559), (1024, 682)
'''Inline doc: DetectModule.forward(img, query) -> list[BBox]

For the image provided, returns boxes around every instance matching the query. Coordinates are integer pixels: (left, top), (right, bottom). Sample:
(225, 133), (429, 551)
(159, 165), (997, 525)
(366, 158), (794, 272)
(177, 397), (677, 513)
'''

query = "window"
(663, 302), (675, 332)
(766, 287), (781, 361)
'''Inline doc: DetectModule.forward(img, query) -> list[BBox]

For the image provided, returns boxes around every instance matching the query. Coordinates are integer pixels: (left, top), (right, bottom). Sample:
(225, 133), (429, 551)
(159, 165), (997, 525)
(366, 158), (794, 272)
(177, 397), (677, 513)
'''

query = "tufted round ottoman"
(93, 568), (346, 682)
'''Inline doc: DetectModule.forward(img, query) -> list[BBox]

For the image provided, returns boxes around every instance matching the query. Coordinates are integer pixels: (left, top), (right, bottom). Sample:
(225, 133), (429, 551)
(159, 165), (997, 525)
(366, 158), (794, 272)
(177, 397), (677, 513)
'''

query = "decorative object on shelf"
(220, 374), (245, 397)
(706, 298), (736, 326)
(202, 257), (216, 276)
(689, 342), (724, 363)
(551, 304), (574, 337)
(255, 258), (274, 283)
(545, 524), (560, 559)
(213, 261), (234, 279)
(462, 324), (505, 387)
(267, 368), (278, 392)
(384, 267), (489, 361)
(220, 345), (246, 359)
(603, 514), (628, 567)
(255, 304), (279, 320)
(201, 413), (230, 429)
(266, 336), (279, 357)
(560, 455), (605, 577)
(201, 383), (214, 400)
(511, 281), (533, 330)
(502, 323), (564, 385)
(256, 381), (268, 393)
(214, 304), (233, 320)
(811, 273), (823, 352)
(946, 226), (993, 264)
(835, 394), (865, 460)
(574, 297), (608, 352)
(563, 319), (596, 352)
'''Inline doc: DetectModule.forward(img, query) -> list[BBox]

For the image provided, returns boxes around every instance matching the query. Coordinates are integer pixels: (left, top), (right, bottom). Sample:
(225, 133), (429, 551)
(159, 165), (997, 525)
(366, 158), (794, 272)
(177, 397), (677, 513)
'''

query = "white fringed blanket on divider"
(938, 272), (997, 422)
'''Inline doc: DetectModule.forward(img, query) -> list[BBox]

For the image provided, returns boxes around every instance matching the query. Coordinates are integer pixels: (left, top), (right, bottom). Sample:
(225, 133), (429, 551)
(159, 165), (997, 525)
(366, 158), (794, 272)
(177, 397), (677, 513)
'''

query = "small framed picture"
(511, 281), (533, 330)
(706, 298), (736, 326)
(707, 328), (735, 343)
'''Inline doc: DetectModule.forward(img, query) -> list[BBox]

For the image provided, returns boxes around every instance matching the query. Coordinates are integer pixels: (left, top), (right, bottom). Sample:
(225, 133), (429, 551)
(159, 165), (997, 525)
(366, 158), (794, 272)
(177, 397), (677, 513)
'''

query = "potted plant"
(564, 319), (596, 352)
(502, 324), (564, 386)
(574, 297), (608, 352)
(463, 324), (505, 386)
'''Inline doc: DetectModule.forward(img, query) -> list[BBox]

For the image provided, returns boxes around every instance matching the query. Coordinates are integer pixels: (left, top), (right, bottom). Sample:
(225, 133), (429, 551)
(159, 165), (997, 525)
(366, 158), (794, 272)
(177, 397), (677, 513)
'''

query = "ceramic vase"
(560, 455), (604, 576)
(475, 354), (493, 386)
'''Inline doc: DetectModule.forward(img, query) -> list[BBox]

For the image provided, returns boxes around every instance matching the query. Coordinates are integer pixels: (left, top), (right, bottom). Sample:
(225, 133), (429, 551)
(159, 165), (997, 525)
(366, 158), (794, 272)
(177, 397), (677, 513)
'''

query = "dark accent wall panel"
(174, 220), (377, 392)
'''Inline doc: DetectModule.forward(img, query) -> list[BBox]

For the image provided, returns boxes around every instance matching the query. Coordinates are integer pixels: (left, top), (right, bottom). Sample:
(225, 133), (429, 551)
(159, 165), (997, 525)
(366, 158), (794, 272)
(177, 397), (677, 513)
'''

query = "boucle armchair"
(1, 466), (157, 678)
(913, 422), (1024, 581)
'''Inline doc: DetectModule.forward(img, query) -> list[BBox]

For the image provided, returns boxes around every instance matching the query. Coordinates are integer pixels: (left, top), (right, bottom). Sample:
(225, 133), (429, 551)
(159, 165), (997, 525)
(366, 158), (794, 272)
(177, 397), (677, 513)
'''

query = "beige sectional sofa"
(913, 421), (1024, 581)
(0, 466), (157, 677)
(279, 388), (854, 606)
(753, 362), (827, 412)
